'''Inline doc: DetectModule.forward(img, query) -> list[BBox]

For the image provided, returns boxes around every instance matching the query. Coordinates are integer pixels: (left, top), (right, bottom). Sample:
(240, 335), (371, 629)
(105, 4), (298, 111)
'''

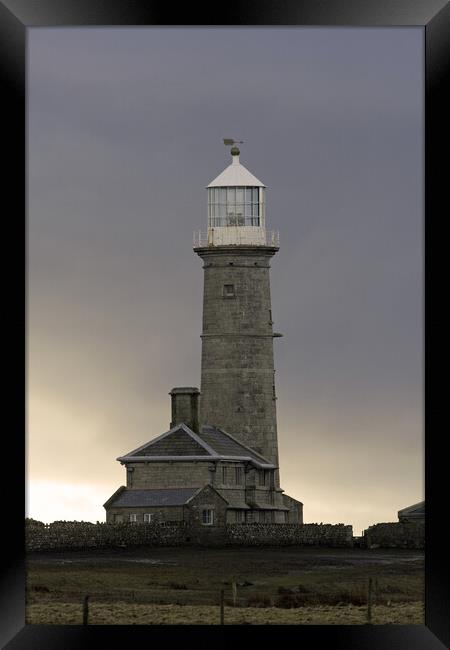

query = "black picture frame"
(2, 0), (448, 647)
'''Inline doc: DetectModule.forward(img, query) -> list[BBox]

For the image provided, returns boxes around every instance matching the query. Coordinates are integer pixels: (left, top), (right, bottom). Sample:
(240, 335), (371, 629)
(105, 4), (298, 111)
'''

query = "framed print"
(2, 0), (448, 647)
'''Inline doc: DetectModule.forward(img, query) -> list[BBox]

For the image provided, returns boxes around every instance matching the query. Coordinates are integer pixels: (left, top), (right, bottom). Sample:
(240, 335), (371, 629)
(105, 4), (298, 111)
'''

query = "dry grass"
(26, 600), (424, 625)
(27, 547), (424, 625)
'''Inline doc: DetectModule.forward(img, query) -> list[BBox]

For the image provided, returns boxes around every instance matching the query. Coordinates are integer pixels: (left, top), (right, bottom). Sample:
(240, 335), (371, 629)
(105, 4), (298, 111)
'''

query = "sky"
(27, 27), (423, 535)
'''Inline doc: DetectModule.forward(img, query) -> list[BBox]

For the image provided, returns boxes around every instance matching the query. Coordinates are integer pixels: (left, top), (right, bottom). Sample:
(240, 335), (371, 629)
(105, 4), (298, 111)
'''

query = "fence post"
(220, 589), (225, 625)
(82, 595), (89, 625)
(367, 578), (373, 624)
(232, 582), (237, 607)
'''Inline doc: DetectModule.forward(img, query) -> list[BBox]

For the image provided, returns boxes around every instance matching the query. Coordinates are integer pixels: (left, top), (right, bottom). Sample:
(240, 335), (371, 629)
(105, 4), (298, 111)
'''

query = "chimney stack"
(169, 387), (200, 433)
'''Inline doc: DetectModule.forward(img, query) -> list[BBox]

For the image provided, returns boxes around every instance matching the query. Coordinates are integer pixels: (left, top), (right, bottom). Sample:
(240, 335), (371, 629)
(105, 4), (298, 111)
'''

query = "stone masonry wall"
(128, 462), (212, 489)
(26, 519), (188, 552)
(226, 523), (353, 546)
(196, 247), (280, 476)
(105, 506), (185, 524)
(26, 519), (353, 551)
(282, 494), (303, 523)
(364, 522), (424, 549)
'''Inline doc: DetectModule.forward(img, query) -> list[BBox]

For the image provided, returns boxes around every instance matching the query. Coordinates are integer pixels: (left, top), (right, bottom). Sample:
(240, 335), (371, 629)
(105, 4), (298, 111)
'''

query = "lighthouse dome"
(207, 151), (265, 188)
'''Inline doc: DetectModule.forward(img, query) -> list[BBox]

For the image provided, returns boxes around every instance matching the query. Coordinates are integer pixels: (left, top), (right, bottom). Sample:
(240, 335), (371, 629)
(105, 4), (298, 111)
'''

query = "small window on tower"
(223, 284), (235, 298)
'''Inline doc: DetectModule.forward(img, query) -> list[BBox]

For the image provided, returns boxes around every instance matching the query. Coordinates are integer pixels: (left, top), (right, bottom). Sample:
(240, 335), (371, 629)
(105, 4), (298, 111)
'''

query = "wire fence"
(77, 578), (392, 625)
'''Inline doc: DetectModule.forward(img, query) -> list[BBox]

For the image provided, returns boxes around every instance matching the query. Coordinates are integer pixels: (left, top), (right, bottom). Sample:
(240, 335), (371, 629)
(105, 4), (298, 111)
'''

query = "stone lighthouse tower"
(194, 141), (282, 483)
(104, 140), (304, 526)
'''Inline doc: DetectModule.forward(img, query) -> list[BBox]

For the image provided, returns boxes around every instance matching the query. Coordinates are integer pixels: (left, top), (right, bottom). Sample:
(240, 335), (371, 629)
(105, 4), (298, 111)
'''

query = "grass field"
(26, 546), (424, 625)
(26, 601), (424, 625)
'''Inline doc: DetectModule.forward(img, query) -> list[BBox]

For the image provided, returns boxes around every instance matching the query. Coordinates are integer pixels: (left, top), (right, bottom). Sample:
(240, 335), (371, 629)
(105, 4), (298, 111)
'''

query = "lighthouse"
(104, 140), (303, 528)
(194, 141), (282, 484)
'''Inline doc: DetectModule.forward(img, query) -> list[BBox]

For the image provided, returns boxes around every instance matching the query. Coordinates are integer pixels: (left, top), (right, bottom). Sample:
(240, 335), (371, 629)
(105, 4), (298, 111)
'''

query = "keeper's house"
(104, 397), (301, 526)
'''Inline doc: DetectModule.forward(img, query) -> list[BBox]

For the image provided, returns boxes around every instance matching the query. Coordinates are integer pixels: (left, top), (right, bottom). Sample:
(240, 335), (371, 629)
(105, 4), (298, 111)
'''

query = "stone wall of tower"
(195, 245), (280, 478)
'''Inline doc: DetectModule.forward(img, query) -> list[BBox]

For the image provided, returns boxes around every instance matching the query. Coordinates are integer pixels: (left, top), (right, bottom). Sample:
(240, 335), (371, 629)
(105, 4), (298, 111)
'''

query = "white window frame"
(143, 513), (154, 523)
(129, 513), (137, 523)
(201, 508), (214, 526)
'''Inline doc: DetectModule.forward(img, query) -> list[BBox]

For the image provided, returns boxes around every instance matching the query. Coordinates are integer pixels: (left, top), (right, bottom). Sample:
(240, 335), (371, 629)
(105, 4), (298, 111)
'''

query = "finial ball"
(230, 145), (240, 156)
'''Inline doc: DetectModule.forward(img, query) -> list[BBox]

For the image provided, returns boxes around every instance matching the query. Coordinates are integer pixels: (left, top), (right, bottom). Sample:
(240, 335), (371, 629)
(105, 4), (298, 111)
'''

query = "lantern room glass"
(208, 187), (264, 227)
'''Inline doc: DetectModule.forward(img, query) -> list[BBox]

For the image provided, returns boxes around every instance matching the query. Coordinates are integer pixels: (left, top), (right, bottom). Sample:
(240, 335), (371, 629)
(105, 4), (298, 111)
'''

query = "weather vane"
(223, 138), (244, 146)
(223, 138), (244, 156)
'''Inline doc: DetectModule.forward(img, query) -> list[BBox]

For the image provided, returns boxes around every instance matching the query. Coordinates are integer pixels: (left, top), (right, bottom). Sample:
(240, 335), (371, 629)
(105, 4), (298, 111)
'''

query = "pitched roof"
(118, 423), (275, 469)
(106, 487), (201, 508)
(398, 501), (425, 518)
(198, 426), (273, 466)
(130, 429), (209, 457)
(104, 485), (229, 509)
(118, 423), (215, 461)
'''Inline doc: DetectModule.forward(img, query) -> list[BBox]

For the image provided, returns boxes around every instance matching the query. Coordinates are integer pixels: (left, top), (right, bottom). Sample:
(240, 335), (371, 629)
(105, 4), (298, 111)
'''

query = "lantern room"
(194, 142), (278, 248)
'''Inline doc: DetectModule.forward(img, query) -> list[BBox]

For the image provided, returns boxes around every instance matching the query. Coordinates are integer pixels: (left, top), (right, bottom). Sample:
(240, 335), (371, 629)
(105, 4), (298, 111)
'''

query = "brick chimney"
(169, 387), (200, 433)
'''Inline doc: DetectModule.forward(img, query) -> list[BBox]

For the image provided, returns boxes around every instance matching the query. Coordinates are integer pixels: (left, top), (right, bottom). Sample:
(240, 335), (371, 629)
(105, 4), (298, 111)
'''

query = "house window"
(129, 514), (137, 523)
(258, 470), (267, 486)
(202, 509), (214, 525)
(143, 513), (154, 523)
(235, 510), (244, 523)
(223, 284), (235, 298)
(235, 466), (243, 485)
(127, 467), (134, 487)
(222, 466), (229, 484)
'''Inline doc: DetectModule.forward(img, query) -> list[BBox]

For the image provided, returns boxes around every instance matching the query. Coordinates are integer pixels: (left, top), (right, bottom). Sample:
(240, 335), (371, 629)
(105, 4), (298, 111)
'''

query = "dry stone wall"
(226, 523), (353, 546)
(364, 522), (424, 549)
(26, 519), (353, 551)
(26, 519), (187, 552)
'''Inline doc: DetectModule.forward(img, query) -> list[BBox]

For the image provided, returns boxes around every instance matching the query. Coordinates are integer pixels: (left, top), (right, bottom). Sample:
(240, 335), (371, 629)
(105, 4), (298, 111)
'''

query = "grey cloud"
(28, 27), (423, 532)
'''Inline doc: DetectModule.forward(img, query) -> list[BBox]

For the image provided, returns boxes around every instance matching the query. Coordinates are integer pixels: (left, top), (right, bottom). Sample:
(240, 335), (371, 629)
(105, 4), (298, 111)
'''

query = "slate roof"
(198, 426), (272, 465)
(247, 503), (290, 511)
(118, 423), (275, 469)
(132, 429), (209, 457)
(118, 423), (215, 461)
(107, 487), (201, 508)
